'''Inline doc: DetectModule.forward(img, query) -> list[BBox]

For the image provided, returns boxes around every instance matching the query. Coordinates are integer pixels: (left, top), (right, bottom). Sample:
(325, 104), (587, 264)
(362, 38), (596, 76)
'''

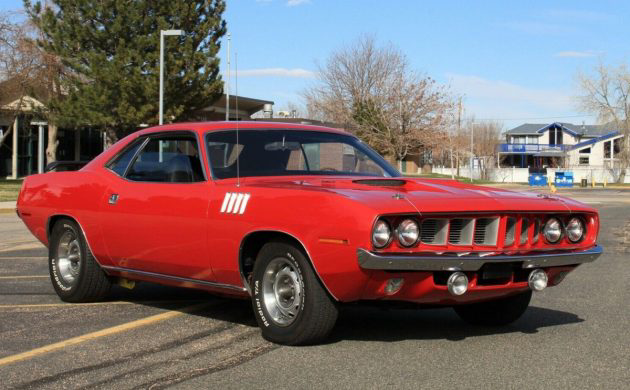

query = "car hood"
(241, 176), (594, 215)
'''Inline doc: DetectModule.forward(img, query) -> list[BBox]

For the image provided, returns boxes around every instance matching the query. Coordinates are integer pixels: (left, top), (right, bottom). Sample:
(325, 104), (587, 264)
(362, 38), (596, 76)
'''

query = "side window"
(106, 138), (145, 176)
(126, 136), (205, 183)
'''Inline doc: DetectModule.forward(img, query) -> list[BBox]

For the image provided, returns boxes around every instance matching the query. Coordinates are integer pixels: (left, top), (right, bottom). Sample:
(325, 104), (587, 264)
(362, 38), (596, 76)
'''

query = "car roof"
(134, 121), (350, 137)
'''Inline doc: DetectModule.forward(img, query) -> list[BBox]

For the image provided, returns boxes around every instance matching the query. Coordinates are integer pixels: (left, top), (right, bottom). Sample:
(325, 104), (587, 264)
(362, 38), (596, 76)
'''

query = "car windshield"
(205, 129), (400, 179)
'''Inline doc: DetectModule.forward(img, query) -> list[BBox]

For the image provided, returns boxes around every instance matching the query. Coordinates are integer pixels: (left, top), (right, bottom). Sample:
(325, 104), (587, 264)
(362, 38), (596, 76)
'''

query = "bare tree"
(578, 63), (630, 182)
(303, 36), (452, 168)
(468, 119), (502, 180)
(0, 10), (63, 164)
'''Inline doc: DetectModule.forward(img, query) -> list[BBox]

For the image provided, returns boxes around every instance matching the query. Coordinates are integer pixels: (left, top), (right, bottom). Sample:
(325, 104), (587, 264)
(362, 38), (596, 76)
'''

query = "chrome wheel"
(56, 230), (81, 286)
(262, 257), (303, 326)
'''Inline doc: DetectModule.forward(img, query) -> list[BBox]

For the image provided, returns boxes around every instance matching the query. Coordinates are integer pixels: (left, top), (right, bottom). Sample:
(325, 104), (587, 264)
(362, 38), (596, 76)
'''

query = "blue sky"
(3, 0), (629, 129)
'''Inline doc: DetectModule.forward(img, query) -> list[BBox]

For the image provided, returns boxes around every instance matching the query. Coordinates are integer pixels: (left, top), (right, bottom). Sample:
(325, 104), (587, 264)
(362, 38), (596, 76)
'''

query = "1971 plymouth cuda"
(16, 122), (602, 345)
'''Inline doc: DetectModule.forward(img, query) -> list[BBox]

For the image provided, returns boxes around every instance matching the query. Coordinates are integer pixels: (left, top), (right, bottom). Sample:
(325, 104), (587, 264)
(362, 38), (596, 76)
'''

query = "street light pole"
(470, 122), (474, 183)
(159, 29), (183, 125)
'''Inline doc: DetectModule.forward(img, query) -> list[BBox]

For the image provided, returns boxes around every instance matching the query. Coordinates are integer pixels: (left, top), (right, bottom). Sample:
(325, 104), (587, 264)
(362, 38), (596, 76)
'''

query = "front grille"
(449, 218), (474, 245)
(520, 218), (530, 245)
(474, 218), (499, 246)
(421, 219), (448, 245)
(504, 217), (516, 246)
(376, 213), (589, 252)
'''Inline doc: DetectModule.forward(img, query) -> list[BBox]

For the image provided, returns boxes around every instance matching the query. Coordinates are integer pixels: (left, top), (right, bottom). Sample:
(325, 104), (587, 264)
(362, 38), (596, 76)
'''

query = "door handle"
(108, 194), (119, 205)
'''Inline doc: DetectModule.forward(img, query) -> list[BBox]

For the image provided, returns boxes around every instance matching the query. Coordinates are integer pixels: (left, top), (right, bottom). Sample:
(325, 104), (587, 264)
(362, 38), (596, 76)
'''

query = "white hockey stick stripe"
(220, 192), (232, 213)
(226, 193), (238, 213)
(232, 193), (245, 214)
(239, 193), (251, 214)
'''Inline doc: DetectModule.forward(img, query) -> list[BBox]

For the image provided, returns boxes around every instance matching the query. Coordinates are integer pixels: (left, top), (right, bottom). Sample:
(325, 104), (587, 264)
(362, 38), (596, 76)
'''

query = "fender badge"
(392, 193), (405, 200)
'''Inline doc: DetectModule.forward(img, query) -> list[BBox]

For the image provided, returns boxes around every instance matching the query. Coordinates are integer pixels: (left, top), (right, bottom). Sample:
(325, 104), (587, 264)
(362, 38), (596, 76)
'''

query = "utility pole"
(470, 121), (474, 183)
(452, 97), (462, 179)
(225, 33), (231, 121)
(159, 29), (183, 125)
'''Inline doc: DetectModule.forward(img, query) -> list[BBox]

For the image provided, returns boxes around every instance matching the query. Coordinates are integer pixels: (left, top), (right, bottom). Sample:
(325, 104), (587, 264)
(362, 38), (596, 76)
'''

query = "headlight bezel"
(395, 218), (421, 247)
(542, 217), (563, 244)
(371, 219), (393, 249)
(565, 217), (586, 243)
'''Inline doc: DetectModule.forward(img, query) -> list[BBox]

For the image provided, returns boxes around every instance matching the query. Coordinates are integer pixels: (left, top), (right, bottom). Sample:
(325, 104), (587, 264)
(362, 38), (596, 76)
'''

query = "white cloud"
(445, 73), (591, 128)
(554, 50), (599, 58)
(237, 67), (315, 78)
(287, 0), (310, 6)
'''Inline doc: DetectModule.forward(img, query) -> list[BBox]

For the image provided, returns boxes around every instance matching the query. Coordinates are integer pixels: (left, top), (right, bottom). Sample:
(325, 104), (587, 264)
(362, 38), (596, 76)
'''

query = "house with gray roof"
(498, 122), (623, 169)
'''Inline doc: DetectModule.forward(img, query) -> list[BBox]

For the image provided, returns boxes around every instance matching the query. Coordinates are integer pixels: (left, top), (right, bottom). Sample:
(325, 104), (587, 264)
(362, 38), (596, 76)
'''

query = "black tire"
(453, 290), (532, 326)
(251, 241), (338, 345)
(49, 218), (111, 302)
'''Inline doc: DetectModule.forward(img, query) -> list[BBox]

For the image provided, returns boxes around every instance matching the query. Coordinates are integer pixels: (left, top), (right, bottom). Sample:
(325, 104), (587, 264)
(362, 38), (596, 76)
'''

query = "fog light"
(528, 269), (548, 291)
(384, 278), (404, 295)
(447, 272), (468, 296)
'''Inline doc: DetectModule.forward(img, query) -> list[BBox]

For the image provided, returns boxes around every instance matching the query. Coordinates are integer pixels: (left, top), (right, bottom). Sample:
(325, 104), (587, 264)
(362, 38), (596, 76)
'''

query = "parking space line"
(0, 302), (212, 367)
(0, 300), (206, 309)
(0, 275), (48, 279)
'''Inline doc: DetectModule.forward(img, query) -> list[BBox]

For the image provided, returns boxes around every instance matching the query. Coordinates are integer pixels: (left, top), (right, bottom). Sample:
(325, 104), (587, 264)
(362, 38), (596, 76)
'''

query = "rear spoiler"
(45, 161), (89, 172)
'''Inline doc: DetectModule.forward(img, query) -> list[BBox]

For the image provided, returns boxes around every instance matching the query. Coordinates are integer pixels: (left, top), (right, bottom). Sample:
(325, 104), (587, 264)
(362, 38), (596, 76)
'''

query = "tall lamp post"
(470, 122), (474, 183)
(159, 29), (184, 125)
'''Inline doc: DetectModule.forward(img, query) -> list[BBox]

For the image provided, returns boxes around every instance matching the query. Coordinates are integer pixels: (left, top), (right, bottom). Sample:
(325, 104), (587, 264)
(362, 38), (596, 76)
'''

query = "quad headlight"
(396, 219), (420, 247)
(372, 219), (392, 248)
(566, 217), (585, 243)
(543, 217), (563, 244)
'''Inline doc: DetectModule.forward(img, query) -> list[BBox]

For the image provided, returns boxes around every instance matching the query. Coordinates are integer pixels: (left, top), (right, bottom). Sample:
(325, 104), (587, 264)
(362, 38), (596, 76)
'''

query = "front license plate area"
(478, 263), (513, 285)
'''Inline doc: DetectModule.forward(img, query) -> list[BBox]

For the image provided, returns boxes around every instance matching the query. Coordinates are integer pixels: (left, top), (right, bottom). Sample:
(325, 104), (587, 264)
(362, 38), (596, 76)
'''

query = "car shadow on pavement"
(327, 305), (584, 343)
(107, 282), (259, 328)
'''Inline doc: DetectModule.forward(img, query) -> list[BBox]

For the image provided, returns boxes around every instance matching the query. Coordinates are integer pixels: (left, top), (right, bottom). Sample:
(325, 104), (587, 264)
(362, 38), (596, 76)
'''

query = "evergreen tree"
(25, 0), (226, 143)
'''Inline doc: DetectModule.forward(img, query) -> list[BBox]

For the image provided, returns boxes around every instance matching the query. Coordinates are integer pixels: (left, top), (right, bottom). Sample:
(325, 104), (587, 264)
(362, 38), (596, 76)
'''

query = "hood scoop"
(353, 179), (407, 187)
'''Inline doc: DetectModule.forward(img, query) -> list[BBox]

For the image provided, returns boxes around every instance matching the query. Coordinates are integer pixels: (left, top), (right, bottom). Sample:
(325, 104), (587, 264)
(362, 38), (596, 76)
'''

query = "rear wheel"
(453, 290), (532, 326)
(49, 218), (111, 302)
(251, 241), (338, 345)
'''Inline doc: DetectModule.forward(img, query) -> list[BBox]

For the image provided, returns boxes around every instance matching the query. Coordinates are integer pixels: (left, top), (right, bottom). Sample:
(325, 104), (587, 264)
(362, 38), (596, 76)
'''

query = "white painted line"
(0, 302), (212, 366)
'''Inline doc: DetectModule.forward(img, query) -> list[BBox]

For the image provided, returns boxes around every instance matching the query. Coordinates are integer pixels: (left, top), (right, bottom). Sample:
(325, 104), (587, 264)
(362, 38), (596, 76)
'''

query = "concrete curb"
(0, 201), (17, 212)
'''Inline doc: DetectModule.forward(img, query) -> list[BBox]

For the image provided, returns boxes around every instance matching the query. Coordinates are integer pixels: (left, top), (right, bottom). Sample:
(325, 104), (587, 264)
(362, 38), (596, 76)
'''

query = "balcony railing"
(498, 144), (569, 153)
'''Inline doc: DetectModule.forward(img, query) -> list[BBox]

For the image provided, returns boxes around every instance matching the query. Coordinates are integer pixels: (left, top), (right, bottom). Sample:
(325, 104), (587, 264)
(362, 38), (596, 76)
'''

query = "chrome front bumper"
(357, 245), (603, 272)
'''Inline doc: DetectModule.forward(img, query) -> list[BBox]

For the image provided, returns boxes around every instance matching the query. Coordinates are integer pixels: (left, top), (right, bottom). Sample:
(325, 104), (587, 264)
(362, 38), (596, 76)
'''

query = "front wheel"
(453, 290), (532, 326)
(251, 241), (338, 345)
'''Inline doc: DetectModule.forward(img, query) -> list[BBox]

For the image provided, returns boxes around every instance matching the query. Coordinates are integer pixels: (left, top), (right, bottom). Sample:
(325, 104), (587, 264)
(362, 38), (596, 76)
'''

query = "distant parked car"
(17, 122), (602, 345)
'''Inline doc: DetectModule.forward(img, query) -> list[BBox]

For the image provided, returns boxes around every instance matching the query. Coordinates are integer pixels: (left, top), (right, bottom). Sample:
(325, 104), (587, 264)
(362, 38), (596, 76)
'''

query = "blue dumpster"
(528, 174), (547, 186)
(554, 171), (574, 187)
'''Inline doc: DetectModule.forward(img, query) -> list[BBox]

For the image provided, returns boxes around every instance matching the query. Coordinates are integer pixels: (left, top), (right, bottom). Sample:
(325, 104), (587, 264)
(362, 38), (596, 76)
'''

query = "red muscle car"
(16, 122), (602, 345)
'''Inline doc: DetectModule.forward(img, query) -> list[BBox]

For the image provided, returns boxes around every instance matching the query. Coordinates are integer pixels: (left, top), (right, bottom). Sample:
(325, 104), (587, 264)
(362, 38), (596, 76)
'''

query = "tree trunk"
(449, 148), (455, 179)
(46, 123), (58, 165)
(103, 128), (118, 150)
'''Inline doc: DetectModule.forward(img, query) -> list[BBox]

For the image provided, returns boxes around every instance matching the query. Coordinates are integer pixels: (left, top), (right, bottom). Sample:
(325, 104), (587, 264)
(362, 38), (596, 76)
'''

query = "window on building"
(126, 136), (204, 182)
(579, 157), (589, 165)
(604, 140), (612, 158)
(579, 147), (591, 154)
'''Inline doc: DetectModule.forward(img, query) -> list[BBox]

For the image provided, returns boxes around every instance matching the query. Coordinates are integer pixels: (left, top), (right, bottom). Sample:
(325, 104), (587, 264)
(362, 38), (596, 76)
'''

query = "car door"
(99, 132), (214, 280)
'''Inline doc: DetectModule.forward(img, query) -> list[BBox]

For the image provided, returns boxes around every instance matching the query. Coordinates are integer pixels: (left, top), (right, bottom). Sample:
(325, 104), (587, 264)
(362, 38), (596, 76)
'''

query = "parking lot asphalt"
(0, 191), (628, 389)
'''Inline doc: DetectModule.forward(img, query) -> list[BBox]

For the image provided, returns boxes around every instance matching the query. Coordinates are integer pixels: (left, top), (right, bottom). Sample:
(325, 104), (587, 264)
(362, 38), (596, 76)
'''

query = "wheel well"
(47, 215), (75, 241)
(239, 231), (330, 297)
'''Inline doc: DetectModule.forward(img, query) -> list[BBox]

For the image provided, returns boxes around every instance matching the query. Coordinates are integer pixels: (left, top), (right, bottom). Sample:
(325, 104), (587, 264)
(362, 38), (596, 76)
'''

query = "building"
(0, 91), (274, 179)
(498, 122), (623, 169)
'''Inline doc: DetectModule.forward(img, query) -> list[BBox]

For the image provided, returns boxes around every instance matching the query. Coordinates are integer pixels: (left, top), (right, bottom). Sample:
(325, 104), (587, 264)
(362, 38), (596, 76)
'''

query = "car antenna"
(235, 51), (240, 188)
